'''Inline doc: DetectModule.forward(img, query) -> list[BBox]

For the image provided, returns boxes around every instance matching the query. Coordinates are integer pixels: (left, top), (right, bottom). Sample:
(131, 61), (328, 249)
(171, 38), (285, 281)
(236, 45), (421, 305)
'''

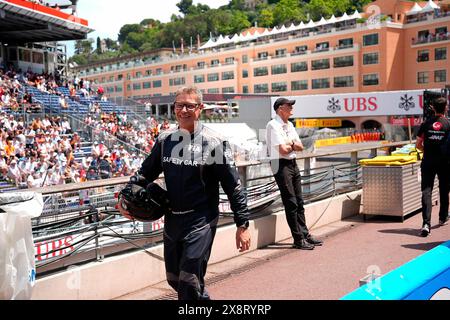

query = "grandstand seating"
(56, 87), (125, 114)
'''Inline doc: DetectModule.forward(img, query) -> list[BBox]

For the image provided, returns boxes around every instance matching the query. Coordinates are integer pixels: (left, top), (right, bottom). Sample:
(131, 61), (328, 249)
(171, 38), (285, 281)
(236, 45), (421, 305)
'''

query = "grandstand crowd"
(0, 66), (171, 191)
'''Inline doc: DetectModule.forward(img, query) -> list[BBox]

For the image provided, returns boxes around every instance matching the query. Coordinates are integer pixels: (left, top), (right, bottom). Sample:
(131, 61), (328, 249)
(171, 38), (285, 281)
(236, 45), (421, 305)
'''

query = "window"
(222, 71), (234, 80)
(291, 80), (308, 91)
(116, 85), (123, 92)
(338, 38), (353, 49)
(363, 33), (379, 46)
(133, 83), (142, 90)
(243, 85), (249, 94)
(311, 59), (330, 70)
(254, 84), (269, 93)
(207, 88), (219, 93)
(271, 64), (287, 75)
(363, 52), (379, 65)
(418, 30), (429, 40)
(197, 61), (206, 69)
(275, 48), (287, 57)
(156, 68), (162, 75)
(127, 74), (131, 80)
(222, 87), (235, 93)
(242, 55), (248, 63)
(435, 48), (447, 60)
(109, 76), (114, 82)
(208, 73), (219, 82)
(417, 50), (429, 62)
(315, 42), (329, 52)
(153, 80), (162, 88)
(272, 82), (287, 92)
(417, 72), (429, 84)
(127, 84), (131, 91)
(334, 56), (354, 68)
(291, 62), (308, 72)
(242, 70), (249, 78)
(211, 59), (219, 66)
(194, 75), (205, 83)
(32, 52), (44, 64)
(169, 77), (185, 86)
(136, 71), (142, 78)
(225, 57), (235, 64)
(257, 52), (268, 60)
(254, 67), (269, 77)
(117, 74), (123, 81)
(312, 78), (330, 89)
(293, 45), (307, 54)
(363, 74), (379, 86)
(436, 27), (447, 35)
(334, 76), (354, 88)
(145, 70), (152, 76)
(143, 82), (151, 89)
(435, 70), (447, 82)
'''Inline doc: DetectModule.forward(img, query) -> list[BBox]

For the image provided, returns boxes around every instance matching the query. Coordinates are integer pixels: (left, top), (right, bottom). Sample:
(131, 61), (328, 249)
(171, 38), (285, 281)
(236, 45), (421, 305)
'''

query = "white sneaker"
(420, 225), (430, 237)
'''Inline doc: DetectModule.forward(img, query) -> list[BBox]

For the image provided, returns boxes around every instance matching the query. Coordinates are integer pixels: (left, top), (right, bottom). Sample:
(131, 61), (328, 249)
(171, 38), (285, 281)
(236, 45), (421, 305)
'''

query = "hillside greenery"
(70, 0), (380, 65)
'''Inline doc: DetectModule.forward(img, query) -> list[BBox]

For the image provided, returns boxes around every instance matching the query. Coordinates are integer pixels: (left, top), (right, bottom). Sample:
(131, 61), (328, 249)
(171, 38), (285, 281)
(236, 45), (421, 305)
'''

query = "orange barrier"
(6, 0), (89, 26)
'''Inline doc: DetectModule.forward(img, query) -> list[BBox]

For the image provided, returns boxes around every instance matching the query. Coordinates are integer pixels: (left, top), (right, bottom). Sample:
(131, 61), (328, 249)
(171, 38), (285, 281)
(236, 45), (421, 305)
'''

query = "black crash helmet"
(118, 182), (171, 222)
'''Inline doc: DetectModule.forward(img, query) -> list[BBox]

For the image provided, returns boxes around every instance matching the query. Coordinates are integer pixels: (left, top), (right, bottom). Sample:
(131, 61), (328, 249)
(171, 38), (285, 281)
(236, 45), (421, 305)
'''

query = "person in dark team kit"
(118, 86), (251, 300)
(416, 97), (450, 237)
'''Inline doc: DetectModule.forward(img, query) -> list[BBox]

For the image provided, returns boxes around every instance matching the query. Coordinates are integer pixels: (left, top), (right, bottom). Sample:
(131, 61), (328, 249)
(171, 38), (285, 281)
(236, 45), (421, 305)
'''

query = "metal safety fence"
(27, 141), (409, 277)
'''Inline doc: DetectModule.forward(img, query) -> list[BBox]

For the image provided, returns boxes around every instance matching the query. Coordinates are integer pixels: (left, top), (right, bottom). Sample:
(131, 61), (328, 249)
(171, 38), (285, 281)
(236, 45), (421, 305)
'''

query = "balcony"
(312, 47), (330, 54)
(291, 50), (307, 56)
(406, 11), (450, 24)
(412, 34), (450, 46)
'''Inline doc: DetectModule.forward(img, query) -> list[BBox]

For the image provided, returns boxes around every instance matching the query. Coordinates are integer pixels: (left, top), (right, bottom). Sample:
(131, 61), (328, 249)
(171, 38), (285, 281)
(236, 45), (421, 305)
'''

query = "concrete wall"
(31, 190), (362, 300)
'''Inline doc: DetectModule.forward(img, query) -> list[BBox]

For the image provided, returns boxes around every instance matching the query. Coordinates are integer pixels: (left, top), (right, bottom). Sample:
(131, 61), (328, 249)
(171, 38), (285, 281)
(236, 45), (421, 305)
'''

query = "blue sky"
(62, 0), (230, 56)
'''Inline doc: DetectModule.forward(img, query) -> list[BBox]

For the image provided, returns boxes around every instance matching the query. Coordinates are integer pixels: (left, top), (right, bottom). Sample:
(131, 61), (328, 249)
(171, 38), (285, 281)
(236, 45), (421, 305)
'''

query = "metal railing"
(25, 141), (411, 276)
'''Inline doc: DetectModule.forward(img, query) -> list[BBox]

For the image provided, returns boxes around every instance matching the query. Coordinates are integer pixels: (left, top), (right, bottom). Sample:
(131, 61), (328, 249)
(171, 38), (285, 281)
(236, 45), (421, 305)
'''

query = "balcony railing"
(412, 34), (450, 45)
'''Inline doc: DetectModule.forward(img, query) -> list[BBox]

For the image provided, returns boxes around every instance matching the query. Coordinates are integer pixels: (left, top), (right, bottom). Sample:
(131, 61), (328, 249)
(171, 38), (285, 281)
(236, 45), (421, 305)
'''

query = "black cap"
(274, 98), (296, 111)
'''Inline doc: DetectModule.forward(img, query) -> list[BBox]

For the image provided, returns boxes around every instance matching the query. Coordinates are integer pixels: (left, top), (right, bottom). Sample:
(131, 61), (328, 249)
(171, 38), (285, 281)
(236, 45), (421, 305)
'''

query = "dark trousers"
(421, 160), (450, 227)
(164, 211), (217, 300)
(271, 159), (309, 242)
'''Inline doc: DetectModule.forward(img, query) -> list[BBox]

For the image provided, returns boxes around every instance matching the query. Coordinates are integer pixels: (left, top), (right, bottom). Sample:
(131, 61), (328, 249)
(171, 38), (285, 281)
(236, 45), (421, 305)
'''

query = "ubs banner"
(271, 90), (434, 119)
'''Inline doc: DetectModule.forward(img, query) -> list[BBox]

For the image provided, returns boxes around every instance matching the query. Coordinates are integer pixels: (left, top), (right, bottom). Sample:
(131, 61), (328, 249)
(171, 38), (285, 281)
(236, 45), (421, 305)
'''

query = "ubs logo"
(399, 94), (416, 111)
(327, 97), (341, 114)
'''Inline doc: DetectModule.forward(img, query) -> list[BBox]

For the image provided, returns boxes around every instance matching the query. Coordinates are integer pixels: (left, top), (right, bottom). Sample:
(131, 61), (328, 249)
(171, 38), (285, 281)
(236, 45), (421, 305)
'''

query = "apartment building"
(75, 0), (449, 107)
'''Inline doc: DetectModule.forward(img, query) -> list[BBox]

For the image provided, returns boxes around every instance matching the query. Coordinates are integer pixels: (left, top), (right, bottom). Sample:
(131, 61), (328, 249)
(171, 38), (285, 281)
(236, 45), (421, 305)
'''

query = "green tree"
(258, 7), (275, 27)
(118, 24), (142, 44)
(96, 37), (102, 54)
(273, 0), (305, 25)
(177, 0), (193, 15)
(104, 38), (119, 51)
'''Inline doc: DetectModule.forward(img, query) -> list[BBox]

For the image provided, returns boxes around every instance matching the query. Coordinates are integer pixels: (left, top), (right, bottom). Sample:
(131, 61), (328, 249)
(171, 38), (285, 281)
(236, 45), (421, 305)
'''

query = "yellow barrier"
(314, 137), (352, 148)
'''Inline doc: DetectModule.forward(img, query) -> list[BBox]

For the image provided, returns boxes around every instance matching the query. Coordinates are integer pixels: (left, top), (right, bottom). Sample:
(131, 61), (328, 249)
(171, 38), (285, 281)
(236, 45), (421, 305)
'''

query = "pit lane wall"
(31, 190), (362, 300)
(342, 241), (450, 300)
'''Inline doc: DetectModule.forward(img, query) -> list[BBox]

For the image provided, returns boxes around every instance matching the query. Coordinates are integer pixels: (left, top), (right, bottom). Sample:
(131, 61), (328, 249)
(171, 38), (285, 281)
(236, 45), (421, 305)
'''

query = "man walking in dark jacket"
(119, 86), (251, 300)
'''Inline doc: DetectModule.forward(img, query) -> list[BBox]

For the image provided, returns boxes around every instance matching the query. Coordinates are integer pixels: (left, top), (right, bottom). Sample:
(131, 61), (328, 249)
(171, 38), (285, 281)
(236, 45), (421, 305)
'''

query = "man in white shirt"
(266, 98), (323, 250)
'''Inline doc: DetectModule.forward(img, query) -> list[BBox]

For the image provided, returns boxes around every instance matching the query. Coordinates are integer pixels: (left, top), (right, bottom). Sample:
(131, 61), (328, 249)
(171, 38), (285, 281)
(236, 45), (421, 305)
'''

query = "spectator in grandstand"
(416, 97), (450, 237)
(61, 116), (72, 134)
(118, 86), (250, 300)
(7, 159), (22, 187)
(266, 98), (323, 250)
(98, 154), (112, 179)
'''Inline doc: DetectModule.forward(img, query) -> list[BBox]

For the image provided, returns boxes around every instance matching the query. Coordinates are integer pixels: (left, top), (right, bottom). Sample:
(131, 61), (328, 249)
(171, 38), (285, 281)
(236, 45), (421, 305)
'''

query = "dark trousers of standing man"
(421, 160), (450, 227)
(164, 210), (217, 300)
(271, 158), (309, 243)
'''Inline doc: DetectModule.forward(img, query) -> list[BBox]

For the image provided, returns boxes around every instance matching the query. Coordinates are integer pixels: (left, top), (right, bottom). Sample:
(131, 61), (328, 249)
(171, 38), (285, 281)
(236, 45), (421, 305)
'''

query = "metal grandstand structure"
(0, 0), (92, 79)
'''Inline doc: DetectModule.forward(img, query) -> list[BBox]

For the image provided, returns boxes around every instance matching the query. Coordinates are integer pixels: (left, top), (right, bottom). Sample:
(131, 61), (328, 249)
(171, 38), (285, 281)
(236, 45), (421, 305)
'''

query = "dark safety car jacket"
(139, 123), (249, 227)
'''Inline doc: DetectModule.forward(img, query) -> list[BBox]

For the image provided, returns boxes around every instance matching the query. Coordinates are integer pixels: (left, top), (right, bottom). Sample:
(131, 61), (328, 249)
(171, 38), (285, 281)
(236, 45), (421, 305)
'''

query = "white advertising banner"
(271, 90), (437, 118)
